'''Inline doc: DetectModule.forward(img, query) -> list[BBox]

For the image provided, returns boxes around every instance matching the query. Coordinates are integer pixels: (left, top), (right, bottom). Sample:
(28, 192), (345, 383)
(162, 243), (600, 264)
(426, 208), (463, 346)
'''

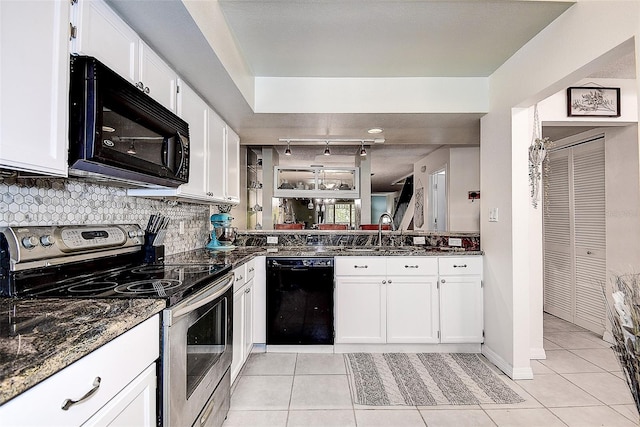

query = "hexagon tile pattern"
(0, 177), (214, 255)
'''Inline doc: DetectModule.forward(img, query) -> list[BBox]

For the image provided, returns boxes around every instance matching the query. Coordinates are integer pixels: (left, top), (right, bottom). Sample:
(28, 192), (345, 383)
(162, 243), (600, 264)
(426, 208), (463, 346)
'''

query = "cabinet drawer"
(438, 256), (483, 275)
(335, 257), (386, 276)
(387, 257), (437, 276)
(233, 264), (247, 292)
(245, 259), (256, 282)
(0, 315), (159, 426)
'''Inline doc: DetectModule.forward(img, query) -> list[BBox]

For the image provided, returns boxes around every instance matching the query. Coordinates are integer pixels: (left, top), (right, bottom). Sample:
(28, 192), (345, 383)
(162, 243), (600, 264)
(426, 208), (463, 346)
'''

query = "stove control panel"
(0, 224), (144, 267)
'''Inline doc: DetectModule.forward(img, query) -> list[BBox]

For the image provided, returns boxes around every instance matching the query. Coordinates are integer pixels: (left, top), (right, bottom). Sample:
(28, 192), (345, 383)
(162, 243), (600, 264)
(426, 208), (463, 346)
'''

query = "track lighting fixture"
(284, 140), (292, 156)
(360, 141), (367, 157)
(323, 141), (331, 156)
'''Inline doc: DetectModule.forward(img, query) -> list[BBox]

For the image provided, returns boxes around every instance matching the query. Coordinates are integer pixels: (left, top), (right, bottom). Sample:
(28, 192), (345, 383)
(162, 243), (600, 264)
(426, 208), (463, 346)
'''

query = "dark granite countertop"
(187, 246), (483, 264)
(0, 298), (165, 405)
(0, 245), (480, 406)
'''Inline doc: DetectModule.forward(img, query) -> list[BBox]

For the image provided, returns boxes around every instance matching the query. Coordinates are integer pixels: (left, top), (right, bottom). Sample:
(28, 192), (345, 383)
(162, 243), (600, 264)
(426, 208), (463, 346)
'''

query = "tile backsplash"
(0, 177), (214, 255)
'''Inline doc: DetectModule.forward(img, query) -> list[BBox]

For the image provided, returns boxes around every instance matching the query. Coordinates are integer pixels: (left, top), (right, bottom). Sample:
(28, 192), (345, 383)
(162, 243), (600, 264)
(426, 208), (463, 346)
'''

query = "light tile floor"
(223, 314), (639, 426)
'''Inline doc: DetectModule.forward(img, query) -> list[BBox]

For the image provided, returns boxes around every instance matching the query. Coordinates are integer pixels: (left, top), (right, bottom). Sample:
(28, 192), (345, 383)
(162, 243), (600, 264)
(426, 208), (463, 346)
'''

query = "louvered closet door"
(572, 141), (606, 333)
(544, 150), (573, 322)
(543, 136), (606, 335)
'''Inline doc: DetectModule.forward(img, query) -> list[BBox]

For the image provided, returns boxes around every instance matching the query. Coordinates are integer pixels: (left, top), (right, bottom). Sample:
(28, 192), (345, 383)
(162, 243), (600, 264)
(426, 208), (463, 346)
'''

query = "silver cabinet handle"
(587, 251), (593, 255)
(441, 279), (446, 283)
(382, 280), (386, 284)
(61, 377), (101, 410)
(199, 395), (216, 426)
(388, 280), (392, 284)
(405, 265), (419, 269)
(144, 86), (150, 94)
(245, 288), (251, 293)
(453, 264), (467, 268)
(135, 81), (144, 90)
(248, 267), (254, 272)
(354, 265), (368, 269)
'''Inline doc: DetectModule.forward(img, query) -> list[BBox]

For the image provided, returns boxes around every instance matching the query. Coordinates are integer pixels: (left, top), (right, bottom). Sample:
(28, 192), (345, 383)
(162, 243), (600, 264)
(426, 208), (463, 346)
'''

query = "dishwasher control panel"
(267, 257), (334, 268)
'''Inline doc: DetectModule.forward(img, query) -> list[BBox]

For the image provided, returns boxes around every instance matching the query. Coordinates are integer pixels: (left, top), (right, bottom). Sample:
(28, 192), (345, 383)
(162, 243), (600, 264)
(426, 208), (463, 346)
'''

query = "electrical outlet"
(448, 237), (462, 247)
(179, 221), (185, 235)
(413, 236), (426, 245)
(267, 236), (278, 244)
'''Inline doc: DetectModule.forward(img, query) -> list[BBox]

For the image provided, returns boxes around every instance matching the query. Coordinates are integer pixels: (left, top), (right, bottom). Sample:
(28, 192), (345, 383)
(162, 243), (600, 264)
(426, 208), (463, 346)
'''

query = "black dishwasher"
(266, 257), (334, 345)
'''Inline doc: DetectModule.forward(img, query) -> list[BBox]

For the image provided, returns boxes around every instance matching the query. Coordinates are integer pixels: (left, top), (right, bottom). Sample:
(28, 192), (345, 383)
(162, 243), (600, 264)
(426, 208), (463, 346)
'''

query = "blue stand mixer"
(206, 213), (237, 250)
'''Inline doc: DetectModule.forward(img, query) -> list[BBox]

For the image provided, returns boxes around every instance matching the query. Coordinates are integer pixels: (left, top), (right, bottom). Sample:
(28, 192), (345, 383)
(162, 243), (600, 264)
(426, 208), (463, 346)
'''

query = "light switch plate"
(448, 237), (462, 247)
(413, 236), (426, 245)
(267, 236), (278, 244)
(489, 207), (499, 222)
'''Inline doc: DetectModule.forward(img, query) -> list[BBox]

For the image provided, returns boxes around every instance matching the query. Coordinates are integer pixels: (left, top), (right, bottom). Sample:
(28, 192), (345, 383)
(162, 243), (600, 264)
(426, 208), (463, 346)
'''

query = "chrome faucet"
(378, 212), (395, 246)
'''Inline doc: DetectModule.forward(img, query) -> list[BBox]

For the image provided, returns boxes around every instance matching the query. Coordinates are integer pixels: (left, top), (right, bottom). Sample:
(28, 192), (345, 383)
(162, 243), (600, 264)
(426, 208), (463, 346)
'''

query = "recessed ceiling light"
(368, 128), (383, 134)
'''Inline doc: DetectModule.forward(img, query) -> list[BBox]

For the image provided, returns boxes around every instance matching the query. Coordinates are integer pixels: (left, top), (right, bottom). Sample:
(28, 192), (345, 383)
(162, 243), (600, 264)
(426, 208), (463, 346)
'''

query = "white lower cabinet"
(335, 257), (439, 344)
(0, 315), (159, 426)
(335, 274), (387, 343)
(438, 257), (484, 343)
(387, 276), (439, 344)
(335, 256), (482, 345)
(230, 259), (255, 384)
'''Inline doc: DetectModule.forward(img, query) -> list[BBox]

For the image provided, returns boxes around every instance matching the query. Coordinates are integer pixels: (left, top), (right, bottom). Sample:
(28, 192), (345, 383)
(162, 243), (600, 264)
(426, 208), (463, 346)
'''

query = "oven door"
(162, 273), (233, 427)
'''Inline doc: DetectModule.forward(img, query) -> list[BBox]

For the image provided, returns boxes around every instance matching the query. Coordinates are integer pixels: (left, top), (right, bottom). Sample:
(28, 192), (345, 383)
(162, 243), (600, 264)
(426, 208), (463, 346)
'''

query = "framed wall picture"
(567, 86), (620, 117)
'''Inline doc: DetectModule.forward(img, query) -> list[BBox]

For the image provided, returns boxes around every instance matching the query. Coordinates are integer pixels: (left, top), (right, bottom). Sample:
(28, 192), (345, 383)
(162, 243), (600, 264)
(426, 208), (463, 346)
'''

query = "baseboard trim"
(481, 344), (534, 380)
(530, 347), (547, 360)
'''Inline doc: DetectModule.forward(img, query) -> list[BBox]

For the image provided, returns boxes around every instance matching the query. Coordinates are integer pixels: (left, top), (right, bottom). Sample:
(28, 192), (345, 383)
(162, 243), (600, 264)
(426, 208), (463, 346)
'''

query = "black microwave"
(68, 55), (189, 188)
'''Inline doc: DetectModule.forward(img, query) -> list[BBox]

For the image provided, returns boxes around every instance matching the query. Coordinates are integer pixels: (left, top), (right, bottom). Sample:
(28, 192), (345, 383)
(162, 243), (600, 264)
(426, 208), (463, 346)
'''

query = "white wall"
(480, 1), (640, 379)
(413, 147), (449, 231)
(449, 147), (480, 232)
(412, 146), (480, 232)
(604, 125), (640, 277)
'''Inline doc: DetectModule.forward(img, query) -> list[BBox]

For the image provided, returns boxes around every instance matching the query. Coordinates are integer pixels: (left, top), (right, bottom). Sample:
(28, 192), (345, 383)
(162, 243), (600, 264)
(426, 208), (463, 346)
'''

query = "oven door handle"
(170, 274), (233, 320)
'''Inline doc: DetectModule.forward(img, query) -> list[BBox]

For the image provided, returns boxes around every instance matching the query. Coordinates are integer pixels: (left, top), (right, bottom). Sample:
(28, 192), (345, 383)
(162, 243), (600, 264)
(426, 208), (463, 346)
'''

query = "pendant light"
(284, 140), (292, 156)
(323, 141), (331, 156)
(359, 141), (367, 157)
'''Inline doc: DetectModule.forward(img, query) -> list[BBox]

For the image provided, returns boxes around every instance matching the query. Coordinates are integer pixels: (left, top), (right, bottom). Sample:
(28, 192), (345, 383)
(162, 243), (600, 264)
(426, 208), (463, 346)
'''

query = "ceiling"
(107, 0), (635, 193)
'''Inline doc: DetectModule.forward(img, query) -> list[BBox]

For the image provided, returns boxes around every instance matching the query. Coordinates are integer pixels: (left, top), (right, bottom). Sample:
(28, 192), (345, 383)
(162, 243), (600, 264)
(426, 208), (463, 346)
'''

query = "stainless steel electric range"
(0, 224), (233, 427)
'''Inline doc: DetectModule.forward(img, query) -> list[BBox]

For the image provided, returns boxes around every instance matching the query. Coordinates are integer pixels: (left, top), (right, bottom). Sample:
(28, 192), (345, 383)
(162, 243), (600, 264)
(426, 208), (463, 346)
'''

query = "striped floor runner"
(345, 353), (524, 406)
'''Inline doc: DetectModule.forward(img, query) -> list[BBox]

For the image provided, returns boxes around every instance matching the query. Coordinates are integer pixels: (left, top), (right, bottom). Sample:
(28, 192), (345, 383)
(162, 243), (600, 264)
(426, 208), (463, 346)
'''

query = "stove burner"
(114, 279), (183, 295)
(131, 264), (216, 275)
(67, 282), (119, 293)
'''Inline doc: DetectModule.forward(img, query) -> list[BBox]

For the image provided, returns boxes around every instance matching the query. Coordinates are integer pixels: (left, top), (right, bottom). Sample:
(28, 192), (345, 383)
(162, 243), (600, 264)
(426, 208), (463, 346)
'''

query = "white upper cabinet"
(138, 42), (178, 112)
(128, 84), (241, 204)
(225, 127), (241, 203)
(0, 0), (70, 176)
(168, 81), (208, 199)
(70, 0), (177, 112)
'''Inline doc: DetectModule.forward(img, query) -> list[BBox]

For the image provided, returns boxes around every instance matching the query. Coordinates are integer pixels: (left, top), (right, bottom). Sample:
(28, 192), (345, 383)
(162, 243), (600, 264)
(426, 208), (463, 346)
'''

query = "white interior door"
(543, 136), (606, 335)
(428, 169), (447, 231)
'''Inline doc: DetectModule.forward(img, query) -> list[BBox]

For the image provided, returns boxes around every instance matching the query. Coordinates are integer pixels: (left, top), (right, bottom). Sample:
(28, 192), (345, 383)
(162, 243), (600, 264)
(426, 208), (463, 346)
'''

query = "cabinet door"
(231, 288), (244, 384)
(83, 363), (156, 427)
(207, 110), (227, 201)
(243, 279), (254, 358)
(439, 276), (483, 343)
(225, 126), (241, 203)
(177, 82), (209, 199)
(335, 276), (386, 343)
(71, 0), (138, 83)
(138, 41), (177, 112)
(0, 0), (69, 176)
(252, 256), (267, 344)
(387, 276), (439, 343)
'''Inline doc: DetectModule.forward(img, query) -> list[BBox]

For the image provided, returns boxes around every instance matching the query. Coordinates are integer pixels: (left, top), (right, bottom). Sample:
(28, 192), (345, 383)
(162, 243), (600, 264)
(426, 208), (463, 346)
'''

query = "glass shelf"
(273, 166), (359, 198)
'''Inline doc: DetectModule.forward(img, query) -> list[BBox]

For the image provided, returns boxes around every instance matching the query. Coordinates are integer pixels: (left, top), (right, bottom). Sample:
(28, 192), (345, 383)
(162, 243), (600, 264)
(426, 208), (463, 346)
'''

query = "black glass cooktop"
(6, 253), (231, 305)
